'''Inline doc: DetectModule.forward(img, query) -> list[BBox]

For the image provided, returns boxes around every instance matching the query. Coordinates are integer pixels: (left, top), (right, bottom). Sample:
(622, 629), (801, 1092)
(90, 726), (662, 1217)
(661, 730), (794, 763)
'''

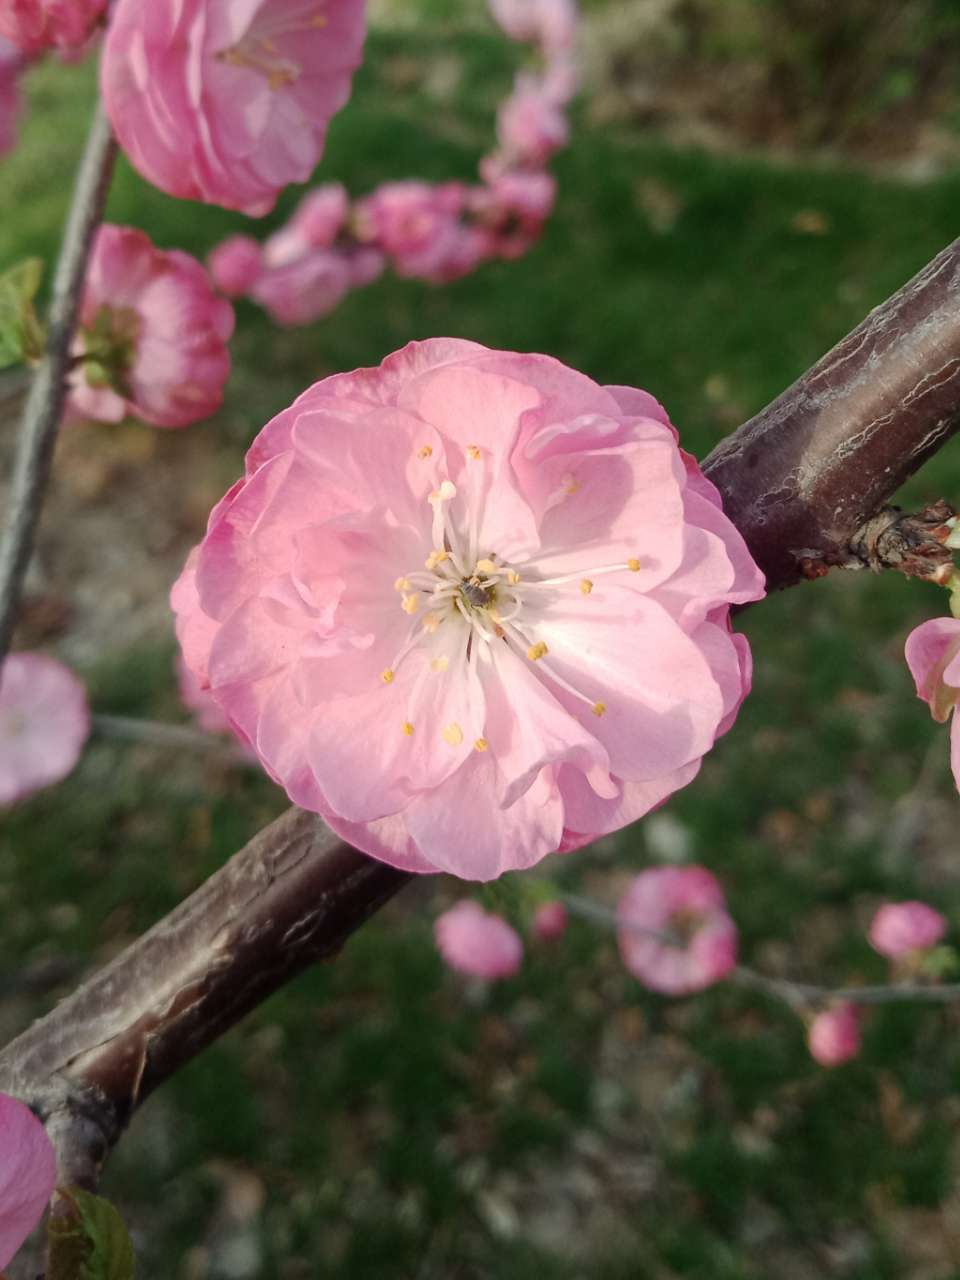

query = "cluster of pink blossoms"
(207, 0), (578, 326)
(0, 652), (89, 807)
(0, 1093), (56, 1269)
(67, 225), (235, 429)
(0, 0), (105, 56)
(173, 339), (764, 880)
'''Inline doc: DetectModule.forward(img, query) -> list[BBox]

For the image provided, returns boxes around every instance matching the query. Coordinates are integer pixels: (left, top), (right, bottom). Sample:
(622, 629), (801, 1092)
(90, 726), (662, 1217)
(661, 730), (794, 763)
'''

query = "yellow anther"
(429, 480), (457, 505)
(507, 570), (520, 585)
(417, 444), (433, 459)
(401, 593), (420, 614)
(627, 558), (641, 572)
(310, 13), (328, 27)
(425, 549), (449, 570)
(394, 576), (411, 592)
(422, 613), (441, 633)
(268, 68), (296, 90)
(527, 641), (549, 661)
(580, 579), (594, 595)
(381, 669), (395, 684)
(474, 738), (489, 752)
(402, 721), (414, 736)
(475, 558), (497, 575)
(442, 723), (464, 746)
(592, 701), (606, 717)
(467, 444), (482, 460)
(561, 472), (579, 495)
(431, 655), (449, 673)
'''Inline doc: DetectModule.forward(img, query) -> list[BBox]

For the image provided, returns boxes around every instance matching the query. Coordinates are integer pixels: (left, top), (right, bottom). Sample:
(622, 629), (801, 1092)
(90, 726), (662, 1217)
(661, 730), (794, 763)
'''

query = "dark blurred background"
(4, 1), (960, 1275)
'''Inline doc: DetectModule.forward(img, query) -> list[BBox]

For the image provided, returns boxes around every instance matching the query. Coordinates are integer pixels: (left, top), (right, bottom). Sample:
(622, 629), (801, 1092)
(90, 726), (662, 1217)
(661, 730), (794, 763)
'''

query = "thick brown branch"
(6, 237), (960, 1193)
(703, 237), (960, 590)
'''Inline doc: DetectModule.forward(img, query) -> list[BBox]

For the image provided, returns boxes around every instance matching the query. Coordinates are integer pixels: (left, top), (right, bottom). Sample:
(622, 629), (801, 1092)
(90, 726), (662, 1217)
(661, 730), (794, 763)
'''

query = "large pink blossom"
(0, 1093), (56, 1268)
(905, 616), (960, 789)
(807, 1003), (861, 1067)
(617, 866), (738, 995)
(868, 901), (947, 959)
(435, 900), (523, 978)
(172, 339), (763, 881)
(0, 0), (104, 54)
(0, 37), (20, 155)
(69, 225), (234, 429)
(101, 0), (367, 216)
(0, 653), (89, 807)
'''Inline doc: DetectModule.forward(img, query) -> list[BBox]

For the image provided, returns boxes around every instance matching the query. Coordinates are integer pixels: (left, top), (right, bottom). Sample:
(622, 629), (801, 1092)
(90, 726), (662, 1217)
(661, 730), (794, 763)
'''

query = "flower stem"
(0, 102), (117, 664)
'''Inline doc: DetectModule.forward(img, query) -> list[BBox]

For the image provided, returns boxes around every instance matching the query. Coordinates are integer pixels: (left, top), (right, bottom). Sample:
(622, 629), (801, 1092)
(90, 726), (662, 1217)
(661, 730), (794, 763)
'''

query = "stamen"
(417, 444), (433, 459)
(431, 655), (449, 672)
(475, 558), (498, 575)
(627, 558), (641, 572)
(580, 579), (593, 594)
(467, 445), (482, 460)
(401, 593), (420, 614)
(381, 668), (395, 684)
(442, 723), (464, 746)
(422, 613), (441, 633)
(403, 721), (414, 736)
(425, 549), (449, 570)
(507, 570), (521, 585)
(560, 471), (579, 496)
(527, 641), (549, 661)
(592, 702), (606, 717)
(474, 738), (489, 751)
(394, 576), (411, 592)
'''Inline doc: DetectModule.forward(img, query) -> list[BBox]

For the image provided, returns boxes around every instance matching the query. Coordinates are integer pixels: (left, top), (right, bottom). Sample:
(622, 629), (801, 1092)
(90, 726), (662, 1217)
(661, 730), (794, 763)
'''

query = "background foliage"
(3, 4), (960, 1276)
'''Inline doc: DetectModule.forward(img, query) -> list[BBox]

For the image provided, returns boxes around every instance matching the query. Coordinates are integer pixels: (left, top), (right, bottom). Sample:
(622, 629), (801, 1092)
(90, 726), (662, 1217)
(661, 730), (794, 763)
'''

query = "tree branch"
(5, 236), (960, 1192)
(703, 236), (960, 590)
(0, 103), (116, 663)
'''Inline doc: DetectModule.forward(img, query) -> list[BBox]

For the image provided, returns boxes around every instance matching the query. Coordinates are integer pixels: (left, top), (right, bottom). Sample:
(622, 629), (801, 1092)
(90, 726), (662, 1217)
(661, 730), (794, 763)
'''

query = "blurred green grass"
(4, 21), (960, 1280)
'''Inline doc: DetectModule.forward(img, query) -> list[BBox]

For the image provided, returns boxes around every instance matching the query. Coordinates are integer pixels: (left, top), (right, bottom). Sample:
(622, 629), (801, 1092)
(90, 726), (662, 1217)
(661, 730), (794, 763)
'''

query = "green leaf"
(0, 257), (46, 370)
(47, 1188), (135, 1280)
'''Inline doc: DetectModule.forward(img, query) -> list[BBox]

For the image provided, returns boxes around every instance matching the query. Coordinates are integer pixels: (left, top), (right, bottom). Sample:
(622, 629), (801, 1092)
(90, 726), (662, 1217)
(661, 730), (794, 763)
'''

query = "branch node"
(849, 500), (957, 580)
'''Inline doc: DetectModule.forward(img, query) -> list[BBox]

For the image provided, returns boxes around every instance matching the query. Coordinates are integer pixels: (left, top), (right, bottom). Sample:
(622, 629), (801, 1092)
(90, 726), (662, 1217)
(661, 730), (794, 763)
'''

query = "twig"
(0, 103), (116, 663)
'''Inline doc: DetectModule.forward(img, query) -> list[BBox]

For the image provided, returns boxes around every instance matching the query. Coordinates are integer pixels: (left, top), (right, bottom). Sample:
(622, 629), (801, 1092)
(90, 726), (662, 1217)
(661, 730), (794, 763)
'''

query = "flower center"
(218, 2), (328, 90)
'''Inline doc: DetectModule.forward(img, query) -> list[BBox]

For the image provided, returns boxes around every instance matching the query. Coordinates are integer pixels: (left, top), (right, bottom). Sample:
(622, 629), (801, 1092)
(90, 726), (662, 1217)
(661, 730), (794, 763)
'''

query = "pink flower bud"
(208, 235), (263, 298)
(533, 900), (567, 941)
(101, 0), (367, 215)
(0, 0), (105, 55)
(868, 901), (947, 959)
(904, 617), (960, 791)
(807, 1003), (861, 1067)
(617, 866), (738, 995)
(0, 1093), (56, 1268)
(68, 225), (234, 429)
(0, 653), (89, 807)
(435, 901), (523, 979)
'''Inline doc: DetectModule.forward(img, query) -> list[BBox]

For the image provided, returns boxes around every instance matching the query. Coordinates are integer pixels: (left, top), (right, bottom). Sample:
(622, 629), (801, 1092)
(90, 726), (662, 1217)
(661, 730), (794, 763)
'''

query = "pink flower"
(172, 339), (763, 880)
(905, 616), (960, 789)
(435, 901), (523, 978)
(0, 653), (89, 807)
(617, 866), (738, 995)
(0, 37), (20, 155)
(868, 901), (947, 959)
(497, 75), (569, 167)
(0, 0), (104, 54)
(68, 225), (234, 429)
(355, 181), (475, 281)
(251, 248), (352, 326)
(807, 1003), (861, 1067)
(208, 234), (263, 297)
(0, 1093), (56, 1268)
(290, 182), (350, 248)
(473, 169), (557, 259)
(488, 0), (577, 54)
(101, 0), (367, 216)
(533, 900), (567, 941)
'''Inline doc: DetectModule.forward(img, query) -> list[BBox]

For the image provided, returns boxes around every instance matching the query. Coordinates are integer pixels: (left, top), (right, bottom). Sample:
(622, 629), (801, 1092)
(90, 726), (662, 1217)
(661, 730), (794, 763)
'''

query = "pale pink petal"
(807, 1004), (861, 1067)
(0, 1093), (56, 1268)
(869, 901), (947, 958)
(435, 900), (523, 979)
(0, 654), (90, 806)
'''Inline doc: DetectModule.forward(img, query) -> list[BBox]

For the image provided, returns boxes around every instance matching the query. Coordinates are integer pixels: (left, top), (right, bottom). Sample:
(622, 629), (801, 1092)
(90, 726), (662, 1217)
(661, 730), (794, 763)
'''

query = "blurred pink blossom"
(807, 1003), (861, 1067)
(0, 37), (20, 155)
(69, 225), (234, 429)
(533, 900), (567, 941)
(101, 0), (367, 215)
(488, 0), (576, 54)
(251, 249), (352, 326)
(0, 653), (89, 807)
(0, 0), (104, 54)
(0, 1093), (56, 1268)
(868, 901), (947, 959)
(497, 75), (569, 167)
(172, 339), (762, 879)
(473, 168), (557, 258)
(617, 866), (738, 995)
(355, 181), (474, 280)
(290, 182), (350, 248)
(435, 901), (523, 979)
(905, 616), (960, 789)
(208, 234), (263, 298)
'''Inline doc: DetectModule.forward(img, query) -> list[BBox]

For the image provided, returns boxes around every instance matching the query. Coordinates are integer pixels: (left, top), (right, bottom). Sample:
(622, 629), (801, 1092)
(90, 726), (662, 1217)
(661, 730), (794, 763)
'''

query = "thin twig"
(0, 103), (116, 663)
(560, 893), (960, 1010)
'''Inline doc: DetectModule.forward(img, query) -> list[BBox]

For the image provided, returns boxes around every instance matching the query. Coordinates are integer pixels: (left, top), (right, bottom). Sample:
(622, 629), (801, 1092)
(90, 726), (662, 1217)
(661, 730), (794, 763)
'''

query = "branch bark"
(0, 103), (116, 663)
(4, 235), (960, 1192)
